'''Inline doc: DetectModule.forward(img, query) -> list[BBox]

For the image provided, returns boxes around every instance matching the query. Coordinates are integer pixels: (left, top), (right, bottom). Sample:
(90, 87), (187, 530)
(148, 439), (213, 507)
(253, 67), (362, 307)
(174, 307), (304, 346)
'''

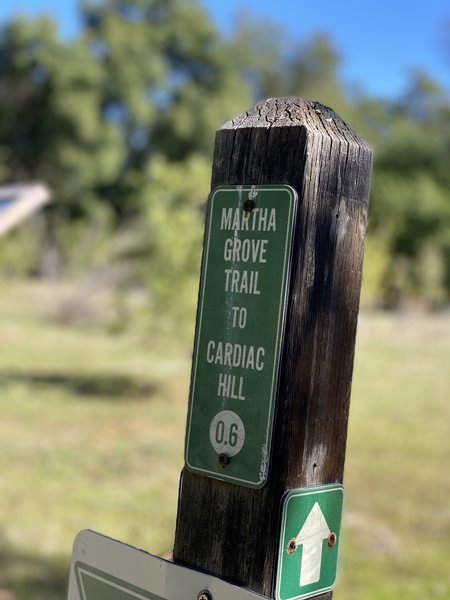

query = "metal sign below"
(68, 530), (269, 600)
(185, 185), (297, 488)
(276, 485), (344, 600)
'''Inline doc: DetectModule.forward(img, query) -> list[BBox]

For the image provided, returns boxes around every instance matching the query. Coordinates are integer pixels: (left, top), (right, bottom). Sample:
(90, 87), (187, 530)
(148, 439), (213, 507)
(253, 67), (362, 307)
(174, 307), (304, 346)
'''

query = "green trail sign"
(276, 485), (344, 600)
(185, 185), (297, 488)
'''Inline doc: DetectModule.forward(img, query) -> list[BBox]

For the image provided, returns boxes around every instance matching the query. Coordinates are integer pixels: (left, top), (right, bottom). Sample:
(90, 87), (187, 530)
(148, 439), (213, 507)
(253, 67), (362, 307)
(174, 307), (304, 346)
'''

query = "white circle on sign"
(209, 411), (245, 457)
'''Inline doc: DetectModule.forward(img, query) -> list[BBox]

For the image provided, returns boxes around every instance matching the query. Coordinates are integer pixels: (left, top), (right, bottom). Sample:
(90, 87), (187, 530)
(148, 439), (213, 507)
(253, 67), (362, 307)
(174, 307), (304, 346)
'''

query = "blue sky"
(0, 0), (448, 99)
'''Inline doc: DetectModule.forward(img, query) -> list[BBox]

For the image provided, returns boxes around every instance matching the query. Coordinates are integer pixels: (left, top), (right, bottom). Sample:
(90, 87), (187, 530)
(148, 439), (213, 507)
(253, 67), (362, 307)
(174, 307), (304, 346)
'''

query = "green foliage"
(364, 73), (450, 307)
(110, 153), (210, 336)
(0, 0), (449, 325)
(141, 154), (208, 330)
(53, 200), (116, 276)
(0, 218), (46, 276)
(0, 0), (252, 332)
(360, 232), (391, 309)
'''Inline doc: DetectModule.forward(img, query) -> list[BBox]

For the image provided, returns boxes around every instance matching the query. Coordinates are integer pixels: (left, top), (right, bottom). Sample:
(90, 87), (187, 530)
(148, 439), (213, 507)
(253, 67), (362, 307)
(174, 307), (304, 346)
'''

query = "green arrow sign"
(185, 185), (297, 488)
(276, 485), (344, 600)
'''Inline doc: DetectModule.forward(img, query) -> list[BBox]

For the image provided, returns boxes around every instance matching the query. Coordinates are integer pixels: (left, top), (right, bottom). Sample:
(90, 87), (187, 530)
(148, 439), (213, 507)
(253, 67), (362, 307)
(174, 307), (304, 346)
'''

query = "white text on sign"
(206, 207), (279, 407)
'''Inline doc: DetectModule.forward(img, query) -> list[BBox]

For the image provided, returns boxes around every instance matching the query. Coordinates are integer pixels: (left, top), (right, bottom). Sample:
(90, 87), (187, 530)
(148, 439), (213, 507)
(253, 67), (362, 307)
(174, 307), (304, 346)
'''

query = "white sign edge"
(68, 530), (269, 600)
(0, 182), (51, 237)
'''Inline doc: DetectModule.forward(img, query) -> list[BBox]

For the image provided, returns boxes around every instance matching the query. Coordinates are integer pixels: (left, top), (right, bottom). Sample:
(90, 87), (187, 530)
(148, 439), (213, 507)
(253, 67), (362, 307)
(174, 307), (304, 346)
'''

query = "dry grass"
(0, 280), (449, 599)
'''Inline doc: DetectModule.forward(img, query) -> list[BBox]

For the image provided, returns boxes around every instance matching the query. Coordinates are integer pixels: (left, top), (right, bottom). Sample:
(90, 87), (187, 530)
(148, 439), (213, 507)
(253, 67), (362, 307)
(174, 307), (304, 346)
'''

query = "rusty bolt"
(197, 591), (212, 600)
(328, 532), (337, 548)
(243, 199), (255, 212)
(218, 453), (230, 467)
(287, 538), (297, 555)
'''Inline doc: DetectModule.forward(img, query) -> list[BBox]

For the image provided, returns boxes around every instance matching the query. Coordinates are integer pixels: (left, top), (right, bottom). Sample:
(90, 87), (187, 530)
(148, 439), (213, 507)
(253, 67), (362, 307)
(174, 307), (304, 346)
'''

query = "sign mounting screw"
(287, 539), (297, 555)
(197, 591), (213, 600)
(218, 453), (230, 467)
(327, 532), (337, 548)
(242, 199), (255, 212)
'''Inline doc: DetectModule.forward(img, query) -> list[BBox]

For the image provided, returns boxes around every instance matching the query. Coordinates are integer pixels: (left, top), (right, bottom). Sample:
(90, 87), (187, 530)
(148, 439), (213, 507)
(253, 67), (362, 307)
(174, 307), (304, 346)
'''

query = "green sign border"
(276, 484), (344, 600)
(185, 185), (297, 488)
(75, 562), (165, 600)
(69, 530), (274, 600)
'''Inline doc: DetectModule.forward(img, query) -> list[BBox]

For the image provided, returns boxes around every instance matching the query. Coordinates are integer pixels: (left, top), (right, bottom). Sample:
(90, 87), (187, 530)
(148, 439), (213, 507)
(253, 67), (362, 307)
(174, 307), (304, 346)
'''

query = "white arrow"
(295, 502), (331, 587)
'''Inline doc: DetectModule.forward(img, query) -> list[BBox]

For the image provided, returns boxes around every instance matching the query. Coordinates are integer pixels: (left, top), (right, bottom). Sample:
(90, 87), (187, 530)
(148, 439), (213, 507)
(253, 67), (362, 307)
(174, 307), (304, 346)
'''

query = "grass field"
(0, 281), (449, 600)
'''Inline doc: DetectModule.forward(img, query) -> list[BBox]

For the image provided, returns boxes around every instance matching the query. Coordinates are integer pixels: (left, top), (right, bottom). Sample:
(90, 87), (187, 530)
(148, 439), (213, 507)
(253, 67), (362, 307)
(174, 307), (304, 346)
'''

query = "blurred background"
(0, 1), (449, 599)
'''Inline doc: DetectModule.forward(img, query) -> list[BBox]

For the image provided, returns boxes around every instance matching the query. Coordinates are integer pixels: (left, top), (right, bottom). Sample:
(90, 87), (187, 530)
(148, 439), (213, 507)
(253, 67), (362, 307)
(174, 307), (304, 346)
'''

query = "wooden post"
(173, 97), (372, 599)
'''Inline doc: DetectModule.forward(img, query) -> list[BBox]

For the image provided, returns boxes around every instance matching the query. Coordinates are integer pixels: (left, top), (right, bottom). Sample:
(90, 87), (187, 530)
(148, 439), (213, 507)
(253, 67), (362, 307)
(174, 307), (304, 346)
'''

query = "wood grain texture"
(173, 98), (372, 599)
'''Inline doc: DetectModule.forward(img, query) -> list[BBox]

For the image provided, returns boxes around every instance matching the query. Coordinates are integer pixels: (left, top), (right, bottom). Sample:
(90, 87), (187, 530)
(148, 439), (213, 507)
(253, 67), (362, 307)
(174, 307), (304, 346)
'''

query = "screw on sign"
(218, 453), (230, 467)
(327, 533), (337, 548)
(197, 592), (213, 600)
(242, 199), (255, 212)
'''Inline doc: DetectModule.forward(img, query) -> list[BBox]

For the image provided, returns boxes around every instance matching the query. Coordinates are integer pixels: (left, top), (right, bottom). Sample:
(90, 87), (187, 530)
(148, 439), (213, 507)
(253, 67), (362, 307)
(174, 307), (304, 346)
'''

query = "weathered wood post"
(174, 97), (372, 599)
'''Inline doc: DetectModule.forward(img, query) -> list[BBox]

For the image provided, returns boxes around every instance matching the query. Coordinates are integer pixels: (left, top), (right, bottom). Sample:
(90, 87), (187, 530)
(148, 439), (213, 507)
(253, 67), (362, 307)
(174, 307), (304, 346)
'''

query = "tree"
(0, 1), (448, 321)
(0, 0), (254, 331)
(362, 72), (450, 308)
